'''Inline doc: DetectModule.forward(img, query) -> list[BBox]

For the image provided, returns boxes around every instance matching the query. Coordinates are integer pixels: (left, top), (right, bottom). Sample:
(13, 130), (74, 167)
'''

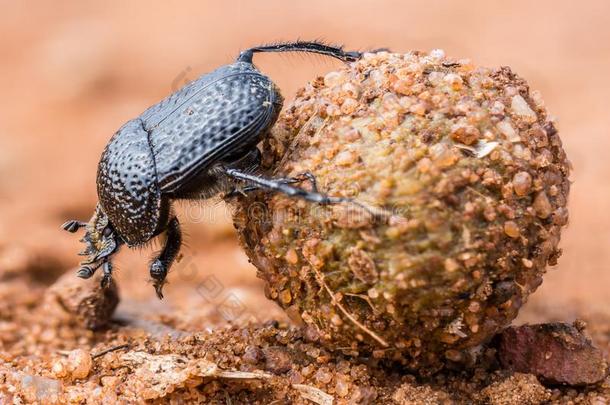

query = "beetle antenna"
(237, 40), (361, 64)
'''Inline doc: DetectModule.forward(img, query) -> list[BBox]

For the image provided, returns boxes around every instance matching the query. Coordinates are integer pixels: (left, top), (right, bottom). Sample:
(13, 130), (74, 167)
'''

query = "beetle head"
(62, 204), (120, 274)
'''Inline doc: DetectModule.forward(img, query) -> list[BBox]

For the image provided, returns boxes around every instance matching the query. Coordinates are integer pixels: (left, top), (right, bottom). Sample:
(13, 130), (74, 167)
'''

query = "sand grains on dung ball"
(232, 50), (571, 371)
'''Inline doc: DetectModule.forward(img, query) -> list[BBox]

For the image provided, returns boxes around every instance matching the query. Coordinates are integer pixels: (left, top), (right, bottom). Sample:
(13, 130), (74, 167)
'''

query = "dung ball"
(231, 51), (570, 371)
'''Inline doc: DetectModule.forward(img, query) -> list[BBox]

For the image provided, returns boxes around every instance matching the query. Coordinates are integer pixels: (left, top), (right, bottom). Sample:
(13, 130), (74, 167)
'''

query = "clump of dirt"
(498, 322), (608, 385)
(233, 51), (571, 371)
(44, 272), (119, 330)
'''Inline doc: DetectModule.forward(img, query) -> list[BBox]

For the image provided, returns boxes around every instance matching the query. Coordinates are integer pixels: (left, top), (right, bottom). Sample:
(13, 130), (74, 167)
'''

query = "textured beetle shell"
(96, 61), (282, 246)
(141, 62), (282, 193)
(97, 119), (161, 246)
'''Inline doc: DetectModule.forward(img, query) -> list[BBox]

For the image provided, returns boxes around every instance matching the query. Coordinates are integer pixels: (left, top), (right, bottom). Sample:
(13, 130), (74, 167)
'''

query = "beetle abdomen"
(141, 62), (282, 193)
(97, 119), (162, 246)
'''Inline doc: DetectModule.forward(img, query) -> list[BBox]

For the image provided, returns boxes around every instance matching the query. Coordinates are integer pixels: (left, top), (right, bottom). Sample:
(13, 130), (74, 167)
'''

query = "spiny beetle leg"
(237, 41), (363, 64)
(149, 217), (182, 299)
(290, 171), (318, 192)
(100, 260), (113, 288)
(77, 266), (95, 279)
(62, 220), (87, 233)
(223, 167), (350, 206)
(224, 185), (260, 199)
(224, 171), (318, 199)
(77, 260), (104, 279)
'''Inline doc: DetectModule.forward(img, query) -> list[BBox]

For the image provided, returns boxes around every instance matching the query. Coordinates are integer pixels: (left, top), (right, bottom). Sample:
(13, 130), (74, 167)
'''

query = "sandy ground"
(0, 1), (609, 403)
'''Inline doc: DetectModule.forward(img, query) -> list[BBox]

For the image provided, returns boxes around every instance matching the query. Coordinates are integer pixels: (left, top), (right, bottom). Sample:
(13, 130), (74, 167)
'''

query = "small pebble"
(450, 122), (480, 145)
(497, 119), (520, 142)
(67, 349), (92, 379)
(243, 346), (263, 365)
(51, 360), (68, 378)
(445, 349), (463, 362)
(279, 289), (292, 305)
(341, 98), (358, 114)
(504, 221), (520, 238)
(263, 347), (292, 374)
(513, 172), (532, 196)
(335, 374), (350, 397)
(511, 95), (537, 122)
(533, 191), (553, 218)
(315, 367), (333, 385)
(323, 71), (345, 88)
(284, 248), (298, 265)
(498, 323), (609, 385)
(444, 73), (463, 90)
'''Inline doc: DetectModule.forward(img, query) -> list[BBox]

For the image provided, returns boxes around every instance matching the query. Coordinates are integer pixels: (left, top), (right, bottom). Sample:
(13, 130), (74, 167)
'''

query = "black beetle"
(62, 41), (373, 298)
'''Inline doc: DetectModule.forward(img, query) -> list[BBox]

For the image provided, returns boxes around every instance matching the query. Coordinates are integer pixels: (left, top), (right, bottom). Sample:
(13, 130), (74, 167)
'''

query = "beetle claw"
(153, 281), (165, 300)
(62, 220), (86, 233)
(77, 266), (94, 279)
(99, 260), (114, 289)
(150, 259), (167, 300)
(100, 274), (112, 288)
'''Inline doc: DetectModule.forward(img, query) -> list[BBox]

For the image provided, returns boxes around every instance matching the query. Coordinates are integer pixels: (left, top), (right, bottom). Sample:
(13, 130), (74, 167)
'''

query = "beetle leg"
(224, 185), (259, 199)
(238, 41), (363, 64)
(77, 260), (104, 279)
(238, 41), (391, 64)
(224, 171), (317, 199)
(290, 171), (318, 192)
(221, 167), (393, 219)
(62, 220), (87, 233)
(222, 167), (351, 205)
(100, 260), (114, 288)
(149, 217), (182, 299)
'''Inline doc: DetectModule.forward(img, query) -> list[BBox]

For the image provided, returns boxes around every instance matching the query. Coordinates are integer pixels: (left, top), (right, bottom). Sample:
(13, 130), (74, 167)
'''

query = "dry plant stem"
(293, 384), (334, 405)
(214, 369), (334, 405)
(92, 344), (129, 359)
(311, 262), (389, 347)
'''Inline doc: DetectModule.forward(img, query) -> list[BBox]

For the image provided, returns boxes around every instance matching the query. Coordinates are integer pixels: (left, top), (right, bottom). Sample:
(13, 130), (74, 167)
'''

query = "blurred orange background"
(0, 1), (608, 320)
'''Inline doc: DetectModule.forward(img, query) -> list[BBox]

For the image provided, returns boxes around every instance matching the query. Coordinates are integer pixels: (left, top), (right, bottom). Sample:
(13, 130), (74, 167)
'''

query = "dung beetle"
(62, 41), (374, 298)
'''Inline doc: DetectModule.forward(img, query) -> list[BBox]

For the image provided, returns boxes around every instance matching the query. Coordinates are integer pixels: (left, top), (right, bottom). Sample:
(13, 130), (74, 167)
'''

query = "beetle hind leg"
(149, 217), (182, 299)
(237, 41), (362, 64)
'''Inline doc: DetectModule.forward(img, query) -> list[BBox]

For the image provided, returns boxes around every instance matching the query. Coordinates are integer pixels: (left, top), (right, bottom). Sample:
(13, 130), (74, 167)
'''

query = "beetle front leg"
(62, 220), (87, 233)
(150, 217), (182, 299)
(101, 260), (114, 288)
(76, 260), (104, 279)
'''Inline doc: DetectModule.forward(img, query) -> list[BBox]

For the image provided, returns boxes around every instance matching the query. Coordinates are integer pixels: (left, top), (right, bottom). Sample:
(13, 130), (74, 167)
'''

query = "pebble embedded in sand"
(67, 349), (93, 379)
